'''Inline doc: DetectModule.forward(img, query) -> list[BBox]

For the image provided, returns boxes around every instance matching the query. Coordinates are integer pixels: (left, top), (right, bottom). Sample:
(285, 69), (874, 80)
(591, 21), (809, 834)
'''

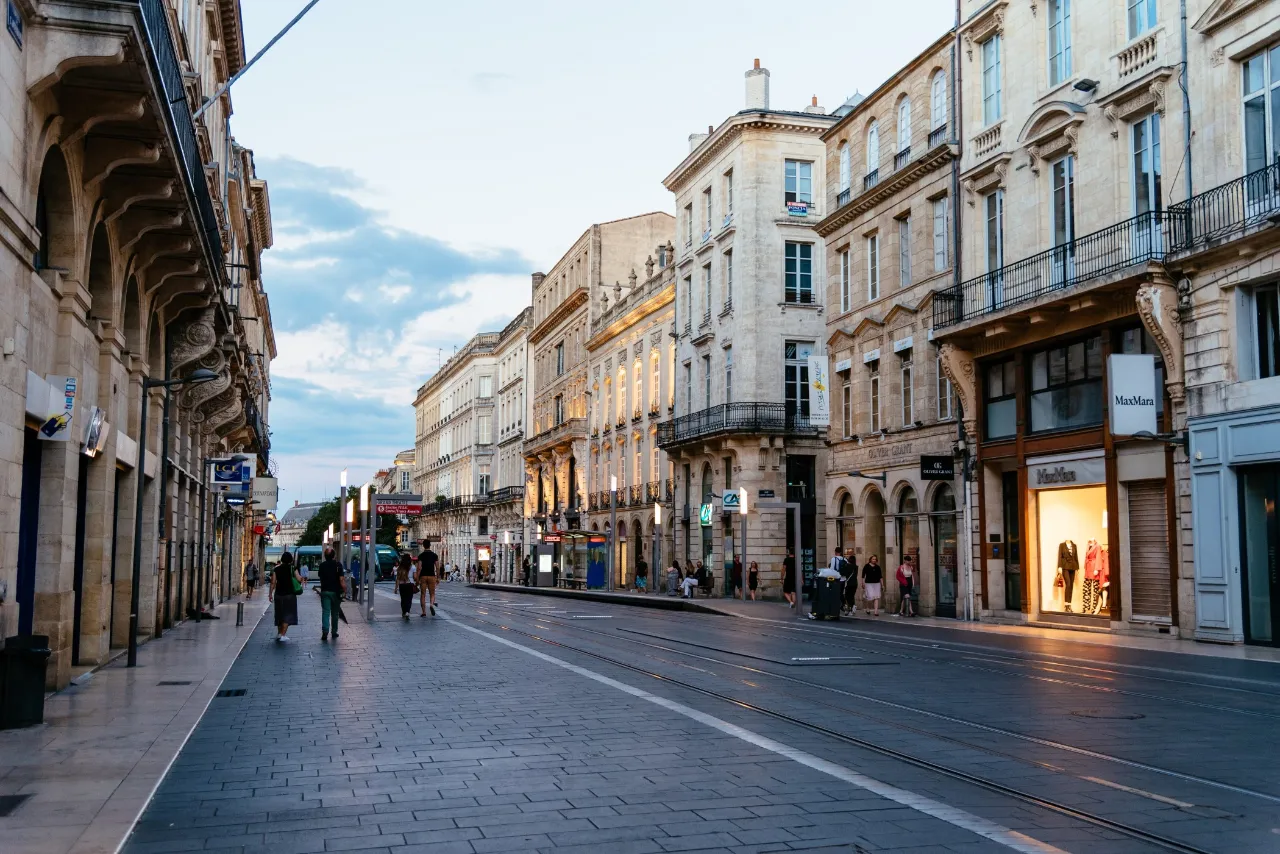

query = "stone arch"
(34, 145), (77, 272)
(861, 486), (887, 564)
(86, 222), (115, 325)
(833, 488), (855, 554)
(1016, 101), (1086, 146)
(895, 484), (920, 567)
(121, 275), (142, 355)
(700, 462), (714, 503)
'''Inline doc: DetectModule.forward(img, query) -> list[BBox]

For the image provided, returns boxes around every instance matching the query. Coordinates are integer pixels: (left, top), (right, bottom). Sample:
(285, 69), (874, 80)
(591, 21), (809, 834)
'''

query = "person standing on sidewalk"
(317, 548), (345, 641)
(348, 553), (362, 602)
(244, 559), (260, 599)
(731, 556), (743, 599)
(895, 555), (916, 618)
(395, 554), (415, 620)
(861, 555), (883, 617)
(635, 556), (648, 591)
(782, 549), (797, 609)
(747, 561), (759, 601)
(269, 552), (301, 643)
(417, 540), (440, 616)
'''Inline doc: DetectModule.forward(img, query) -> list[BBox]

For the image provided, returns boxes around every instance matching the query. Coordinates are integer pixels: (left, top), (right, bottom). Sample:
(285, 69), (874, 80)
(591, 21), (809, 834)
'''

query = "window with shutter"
(1127, 480), (1171, 620)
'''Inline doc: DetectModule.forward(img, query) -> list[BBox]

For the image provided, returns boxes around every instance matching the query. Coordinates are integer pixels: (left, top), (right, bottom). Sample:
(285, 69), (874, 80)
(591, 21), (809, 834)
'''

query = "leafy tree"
(297, 487), (403, 550)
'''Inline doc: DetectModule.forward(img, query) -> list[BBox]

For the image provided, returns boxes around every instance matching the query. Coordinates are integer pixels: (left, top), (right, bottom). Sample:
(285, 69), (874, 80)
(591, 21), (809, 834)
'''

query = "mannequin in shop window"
(1056, 539), (1079, 612)
(1083, 538), (1109, 615)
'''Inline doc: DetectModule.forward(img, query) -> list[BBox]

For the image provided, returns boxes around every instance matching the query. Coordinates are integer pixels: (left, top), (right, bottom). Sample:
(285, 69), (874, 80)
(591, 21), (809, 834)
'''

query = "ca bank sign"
(1107, 354), (1157, 436)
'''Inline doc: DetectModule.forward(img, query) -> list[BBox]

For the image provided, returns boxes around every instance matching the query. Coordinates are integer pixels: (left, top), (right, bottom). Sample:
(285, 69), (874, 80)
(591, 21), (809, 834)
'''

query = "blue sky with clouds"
(233, 0), (955, 502)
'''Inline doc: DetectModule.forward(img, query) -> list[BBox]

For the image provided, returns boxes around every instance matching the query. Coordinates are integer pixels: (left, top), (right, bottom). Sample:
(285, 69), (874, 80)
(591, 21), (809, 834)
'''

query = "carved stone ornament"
(938, 343), (978, 441)
(633, 340), (643, 357)
(169, 306), (218, 373)
(629, 269), (638, 289)
(645, 256), (655, 278)
(184, 355), (233, 415)
(1136, 281), (1185, 403)
(650, 331), (662, 347)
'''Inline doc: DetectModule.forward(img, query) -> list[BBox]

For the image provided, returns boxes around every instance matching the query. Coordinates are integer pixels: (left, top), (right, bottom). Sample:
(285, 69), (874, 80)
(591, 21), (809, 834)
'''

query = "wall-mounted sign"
(893, 335), (914, 354)
(721, 490), (739, 509)
(37, 375), (77, 441)
(543, 533), (563, 543)
(1107, 353), (1158, 436)
(699, 503), (713, 526)
(476, 546), (491, 561)
(863, 348), (880, 364)
(758, 489), (775, 498)
(920, 455), (955, 480)
(7, 0), (23, 49)
(374, 493), (424, 516)
(808, 351), (830, 427)
(82, 406), (110, 457)
(211, 458), (252, 493)
(1026, 453), (1106, 490)
(834, 358), (852, 373)
(786, 201), (809, 216)
(252, 477), (279, 512)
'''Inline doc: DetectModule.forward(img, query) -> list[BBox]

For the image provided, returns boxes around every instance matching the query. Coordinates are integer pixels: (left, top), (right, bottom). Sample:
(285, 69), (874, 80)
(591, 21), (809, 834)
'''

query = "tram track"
(452, 605), (1219, 854)
(457, 592), (1280, 808)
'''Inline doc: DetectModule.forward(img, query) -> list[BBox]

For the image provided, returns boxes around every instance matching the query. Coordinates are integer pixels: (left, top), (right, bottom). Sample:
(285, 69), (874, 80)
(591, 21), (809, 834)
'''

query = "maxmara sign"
(1027, 453), (1105, 490)
(1107, 353), (1158, 436)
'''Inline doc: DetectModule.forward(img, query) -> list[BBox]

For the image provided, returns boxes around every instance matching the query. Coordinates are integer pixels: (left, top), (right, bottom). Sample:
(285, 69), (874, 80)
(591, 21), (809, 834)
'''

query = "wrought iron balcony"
(928, 126), (948, 149)
(837, 187), (852, 207)
(487, 485), (524, 505)
(645, 482), (660, 503)
(629, 484), (642, 506)
(665, 477), (674, 503)
(1167, 161), (1280, 255)
(932, 210), (1167, 330)
(894, 148), (911, 171)
(656, 402), (822, 448)
(863, 170), (880, 191)
(588, 493), (599, 511)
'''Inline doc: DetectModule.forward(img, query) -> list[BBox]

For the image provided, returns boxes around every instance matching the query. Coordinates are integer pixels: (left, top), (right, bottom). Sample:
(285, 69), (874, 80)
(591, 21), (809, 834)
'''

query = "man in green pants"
(317, 548), (346, 641)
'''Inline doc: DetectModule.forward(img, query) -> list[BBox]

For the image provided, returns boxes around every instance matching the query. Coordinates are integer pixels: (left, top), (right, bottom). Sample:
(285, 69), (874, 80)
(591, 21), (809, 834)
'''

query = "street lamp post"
(609, 475), (617, 592)
(738, 487), (748, 601)
(339, 468), (348, 578)
(653, 502), (662, 596)
(128, 368), (219, 667)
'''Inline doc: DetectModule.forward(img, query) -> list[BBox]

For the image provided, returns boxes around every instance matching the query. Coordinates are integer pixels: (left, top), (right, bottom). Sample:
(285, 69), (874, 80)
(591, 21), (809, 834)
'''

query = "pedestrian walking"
(244, 559), (260, 599)
(782, 549), (797, 609)
(747, 561), (759, 600)
(666, 559), (681, 595)
(269, 551), (301, 643)
(521, 556), (531, 586)
(896, 555), (916, 617)
(635, 556), (648, 591)
(349, 553), (362, 601)
(298, 559), (310, 588)
(417, 539), (440, 616)
(731, 556), (743, 599)
(827, 547), (851, 615)
(841, 548), (858, 614)
(317, 548), (345, 641)
(862, 555), (883, 617)
(395, 553), (414, 619)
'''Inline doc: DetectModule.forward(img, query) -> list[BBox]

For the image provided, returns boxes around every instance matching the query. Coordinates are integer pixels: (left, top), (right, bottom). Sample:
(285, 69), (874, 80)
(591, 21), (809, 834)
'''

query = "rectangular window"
(478, 415), (492, 445)
(1253, 285), (1280, 379)
(723, 249), (733, 309)
(932, 197), (948, 272)
(937, 357), (954, 420)
(984, 358), (1017, 440)
(702, 263), (712, 321)
(725, 169), (734, 215)
(901, 362), (914, 426)
(703, 187), (713, 232)
(652, 445), (659, 482)
(785, 160), (813, 205)
(869, 363), (881, 434)
(982, 36), (1002, 126)
(1242, 45), (1280, 182)
(683, 276), (693, 329)
(1132, 113), (1163, 218)
(555, 342), (565, 376)
(685, 363), (693, 413)
(1048, 0), (1072, 86)
(724, 346), (734, 404)
(898, 217), (911, 288)
(651, 356), (660, 408)
(785, 241), (813, 304)
(479, 465), (491, 495)
(841, 374), (852, 437)
(867, 235), (880, 301)
(839, 249), (851, 313)
(554, 394), (565, 427)
(1028, 334), (1103, 433)
(478, 375), (492, 397)
(1052, 156), (1076, 246)
(703, 355), (712, 409)
(1127, 0), (1156, 37)
(684, 203), (693, 246)
(784, 341), (813, 418)
(984, 190), (1004, 271)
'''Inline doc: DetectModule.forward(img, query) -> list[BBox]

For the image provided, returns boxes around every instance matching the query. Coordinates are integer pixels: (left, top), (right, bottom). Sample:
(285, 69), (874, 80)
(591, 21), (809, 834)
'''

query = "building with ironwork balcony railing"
(523, 213), (672, 580)
(659, 59), (836, 598)
(0, 0), (276, 688)
(818, 30), (962, 619)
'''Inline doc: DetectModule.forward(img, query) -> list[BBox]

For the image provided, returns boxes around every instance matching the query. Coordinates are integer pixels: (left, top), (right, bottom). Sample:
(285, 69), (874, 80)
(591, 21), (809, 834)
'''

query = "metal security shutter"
(1128, 480), (1171, 620)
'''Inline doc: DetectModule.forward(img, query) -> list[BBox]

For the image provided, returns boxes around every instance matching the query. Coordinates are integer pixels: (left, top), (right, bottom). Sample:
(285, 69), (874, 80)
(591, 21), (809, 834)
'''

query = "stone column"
(110, 359), (145, 649)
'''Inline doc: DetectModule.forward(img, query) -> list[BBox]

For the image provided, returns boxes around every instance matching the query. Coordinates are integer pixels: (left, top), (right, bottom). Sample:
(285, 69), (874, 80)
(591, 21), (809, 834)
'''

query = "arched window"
(866, 121), (880, 173)
(897, 99), (911, 152)
(838, 143), (851, 192)
(931, 71), (947, 131)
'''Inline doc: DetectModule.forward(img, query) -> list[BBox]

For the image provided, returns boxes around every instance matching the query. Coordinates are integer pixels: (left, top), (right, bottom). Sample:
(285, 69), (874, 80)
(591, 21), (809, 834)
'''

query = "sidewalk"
(471, 582), (1280, 663)
(0, 595), (285, 854)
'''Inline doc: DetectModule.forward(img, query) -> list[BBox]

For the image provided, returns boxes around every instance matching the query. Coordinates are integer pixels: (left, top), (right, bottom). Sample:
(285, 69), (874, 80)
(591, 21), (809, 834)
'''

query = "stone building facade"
(818, 32), (964, 617)
(585, 241), (677, 587)
(491, 308), (531, 581)
(523, 213), (673, 577)
(1, 0), (274, 688)
(657, 62), (835, 599)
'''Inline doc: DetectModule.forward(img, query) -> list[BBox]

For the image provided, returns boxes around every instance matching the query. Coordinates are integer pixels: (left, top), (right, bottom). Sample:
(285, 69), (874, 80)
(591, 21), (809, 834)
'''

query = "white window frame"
(725, 169), (734, 214)
(478, 414), (492, 445)
(839, 248), (851, 313)
(1048, 0), (1072, 86)
(785, 159), (813, 205)
(898, 217), (911, 288)
(867, 234), (880, 301)
(703, 354), (712, 409)
(932, 197), (948, 272)
(724, 347), (733, 404)
(930, 71), (947, 131)
(1127, 0), (1156, 38)
(869, 363), (881, 434)
(839, 143), (851, 192)
(685, 363), (693, 414)
(866, 122), (880, 174)
(702, 263), (712, 321)
(841, 374), (852, 437)
(901, 361), (914, 426)
(937, 356), (954, 420)
(684, 203), (693, 245)
(982, 36), (1002, 126)
(723, 249), (733, 309)
(703, 187), (713, 231)
(897, 98), (911, 153)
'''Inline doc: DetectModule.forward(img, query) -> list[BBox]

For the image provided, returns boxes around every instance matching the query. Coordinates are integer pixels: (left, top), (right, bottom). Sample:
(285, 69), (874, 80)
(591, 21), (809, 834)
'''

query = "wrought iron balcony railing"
(863, 169), (880, 191)
(487, 485), (524, 504)
(1168, 160), (1280, 254)
(932, 210), (1167, 329)
(837, 187), (852, 207)
(629, 484), (643, 506)
(645, 482), (660, 503)
(928, 126), (948, 149)
(665, 477), (674, 503)
(656, 402), (822, 448)
(894, 148), (911, 171)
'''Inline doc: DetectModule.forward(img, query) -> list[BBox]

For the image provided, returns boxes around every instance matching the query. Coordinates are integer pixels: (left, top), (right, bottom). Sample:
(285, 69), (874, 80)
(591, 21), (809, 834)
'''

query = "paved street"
(110, 584), (1280, 854)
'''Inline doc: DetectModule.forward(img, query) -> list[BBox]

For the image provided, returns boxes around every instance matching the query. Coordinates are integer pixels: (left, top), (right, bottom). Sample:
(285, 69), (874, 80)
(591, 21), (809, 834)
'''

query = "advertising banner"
(211, 458), (252, 493)
(808, 353), (830, 427)
(1107, 354), (1158, 436)
(38, 375), (77, 441)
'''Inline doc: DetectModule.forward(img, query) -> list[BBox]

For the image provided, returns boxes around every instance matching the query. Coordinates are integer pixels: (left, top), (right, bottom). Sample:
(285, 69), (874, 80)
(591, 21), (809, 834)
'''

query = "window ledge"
(779, 301), (823, 313)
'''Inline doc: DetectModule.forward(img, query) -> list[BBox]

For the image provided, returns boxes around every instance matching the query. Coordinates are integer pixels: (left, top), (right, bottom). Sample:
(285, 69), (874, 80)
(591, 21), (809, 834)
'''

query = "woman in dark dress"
(782, 549), (797, 609)
(269, 551), (302, 643)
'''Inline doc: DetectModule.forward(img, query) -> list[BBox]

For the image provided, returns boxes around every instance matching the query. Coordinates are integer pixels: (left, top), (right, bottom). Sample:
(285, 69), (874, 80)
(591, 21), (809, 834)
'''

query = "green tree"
(297, 498), (338, 546)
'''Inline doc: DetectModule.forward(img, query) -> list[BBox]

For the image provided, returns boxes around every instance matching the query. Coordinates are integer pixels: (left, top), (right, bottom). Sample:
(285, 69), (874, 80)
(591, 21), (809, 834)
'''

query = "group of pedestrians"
(821, 546), (917, 618)
(395, 540), (440, 619)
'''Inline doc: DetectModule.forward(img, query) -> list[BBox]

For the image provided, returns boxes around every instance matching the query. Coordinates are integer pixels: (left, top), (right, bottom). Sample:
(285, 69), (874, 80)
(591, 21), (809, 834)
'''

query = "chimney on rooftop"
(531, 272), (545, 289)
(745, 58), (770, 110)
(689, 132), (709, 152)
(803, 94), (825, 115)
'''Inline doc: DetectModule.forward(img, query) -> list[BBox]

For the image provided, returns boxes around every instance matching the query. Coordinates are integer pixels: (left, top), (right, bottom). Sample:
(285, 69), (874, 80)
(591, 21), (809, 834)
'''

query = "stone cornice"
(530, 287), (589, 345)
(664, 112), (836, 194)
(816, 143), (956, 237)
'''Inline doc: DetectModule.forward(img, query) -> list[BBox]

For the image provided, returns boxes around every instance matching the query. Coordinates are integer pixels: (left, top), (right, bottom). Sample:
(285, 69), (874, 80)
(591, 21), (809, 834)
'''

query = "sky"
(234, 0), (958, 505)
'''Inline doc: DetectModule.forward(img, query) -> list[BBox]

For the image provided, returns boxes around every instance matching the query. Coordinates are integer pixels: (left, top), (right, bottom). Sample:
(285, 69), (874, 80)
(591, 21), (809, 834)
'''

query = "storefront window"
(985, 358), (1016, 440)
(933, 485), (957, 616)
(837, 494), (855, 553)
(1031, 459), (1108, 616)
(1029, 335), (1103, 433)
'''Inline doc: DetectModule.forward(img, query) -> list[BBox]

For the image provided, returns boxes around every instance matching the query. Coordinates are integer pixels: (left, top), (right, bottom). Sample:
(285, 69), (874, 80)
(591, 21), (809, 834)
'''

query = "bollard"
(236, 602), (244, 627)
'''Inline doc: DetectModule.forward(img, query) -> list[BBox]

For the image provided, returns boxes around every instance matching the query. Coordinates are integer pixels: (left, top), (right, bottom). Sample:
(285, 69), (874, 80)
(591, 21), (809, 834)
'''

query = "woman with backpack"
(269, 551), (302, 643)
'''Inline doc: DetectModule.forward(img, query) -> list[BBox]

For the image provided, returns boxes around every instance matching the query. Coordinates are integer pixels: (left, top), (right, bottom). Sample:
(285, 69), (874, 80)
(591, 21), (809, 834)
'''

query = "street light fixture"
(129, 368), (219, 667)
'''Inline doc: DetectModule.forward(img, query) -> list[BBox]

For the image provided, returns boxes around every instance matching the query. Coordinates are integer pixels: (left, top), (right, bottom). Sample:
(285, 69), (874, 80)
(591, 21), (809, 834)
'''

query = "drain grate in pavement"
(1070, 709), (1145, 720)
(215, 688), (247, 698)
(157, 680), (193, 686)
(0, 794), (32, 817)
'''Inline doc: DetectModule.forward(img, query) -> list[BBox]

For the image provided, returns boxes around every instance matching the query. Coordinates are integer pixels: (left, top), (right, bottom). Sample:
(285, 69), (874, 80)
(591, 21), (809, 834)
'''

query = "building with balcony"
(412, 331), (500, 572)
(931, 0), (1191, 637)
(585, 241), (678, 587)
(657, 60), (836, 598)
(817, 31), (964, 618)
(493, 308), (531, 581)
(523, 213), (673, 578)
(0, 0), (275, 688)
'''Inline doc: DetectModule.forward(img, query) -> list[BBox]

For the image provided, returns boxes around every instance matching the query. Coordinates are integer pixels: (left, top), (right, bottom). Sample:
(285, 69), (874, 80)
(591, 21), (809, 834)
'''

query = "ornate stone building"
(0, 0), (274, 687)
(492, 308), (531, 581)
(657, 61), (835, 598)
(585, 240), (677, 587)
(818, 32), (963, 617)
(523, 213), (673, 576)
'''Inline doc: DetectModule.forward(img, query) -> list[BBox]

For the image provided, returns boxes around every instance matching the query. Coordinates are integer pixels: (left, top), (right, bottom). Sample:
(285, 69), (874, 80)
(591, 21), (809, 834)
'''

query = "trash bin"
(811, 577), (843, 620)
(0, 635), (52, 729)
